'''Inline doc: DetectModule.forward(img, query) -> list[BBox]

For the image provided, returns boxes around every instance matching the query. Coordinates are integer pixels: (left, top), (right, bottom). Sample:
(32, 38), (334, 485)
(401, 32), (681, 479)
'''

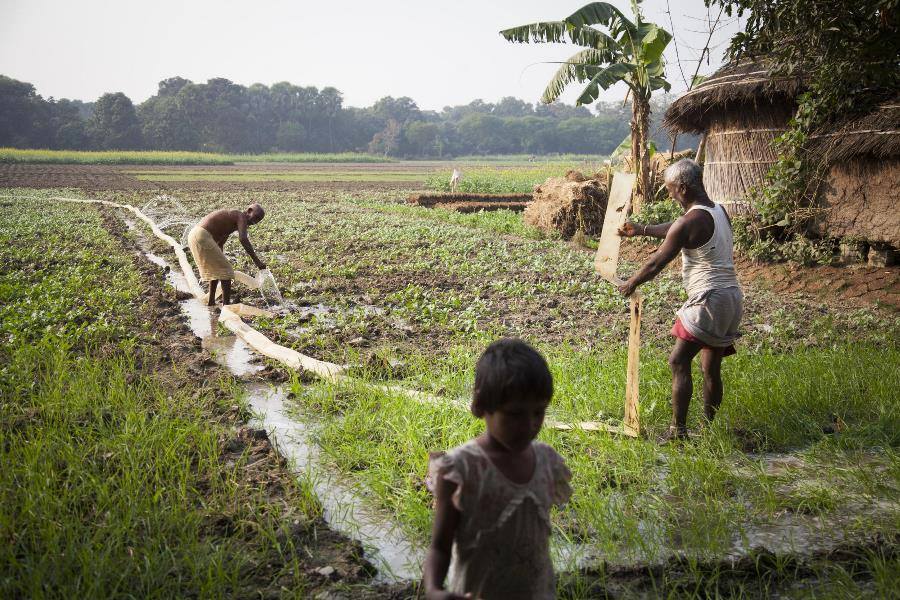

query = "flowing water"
(132, 229), (425, 581)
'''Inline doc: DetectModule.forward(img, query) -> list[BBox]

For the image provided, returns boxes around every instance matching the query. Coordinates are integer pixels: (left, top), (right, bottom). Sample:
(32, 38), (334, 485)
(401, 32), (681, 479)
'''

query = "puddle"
(246, 384), (425, 581)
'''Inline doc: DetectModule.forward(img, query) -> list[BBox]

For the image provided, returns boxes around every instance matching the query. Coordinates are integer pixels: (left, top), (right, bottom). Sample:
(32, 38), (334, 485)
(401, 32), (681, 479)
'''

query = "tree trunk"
(630, 97), (651, 214)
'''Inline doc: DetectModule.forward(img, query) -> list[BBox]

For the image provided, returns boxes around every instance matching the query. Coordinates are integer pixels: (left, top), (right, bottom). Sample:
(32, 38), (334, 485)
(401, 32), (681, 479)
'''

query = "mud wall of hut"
(817, 158), (900, 247)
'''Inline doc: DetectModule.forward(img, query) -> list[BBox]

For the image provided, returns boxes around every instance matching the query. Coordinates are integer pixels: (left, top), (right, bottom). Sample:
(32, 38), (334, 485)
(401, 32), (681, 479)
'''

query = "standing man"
(617, 159), (743, 441)
(187, 203), (266, 306)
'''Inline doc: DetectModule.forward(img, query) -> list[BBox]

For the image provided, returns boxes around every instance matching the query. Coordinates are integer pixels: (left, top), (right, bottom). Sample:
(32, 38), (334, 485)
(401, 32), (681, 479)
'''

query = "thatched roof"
(664, 59), (900, 162)
(810, 101), (900, 163)
(663, 60), (804, 134)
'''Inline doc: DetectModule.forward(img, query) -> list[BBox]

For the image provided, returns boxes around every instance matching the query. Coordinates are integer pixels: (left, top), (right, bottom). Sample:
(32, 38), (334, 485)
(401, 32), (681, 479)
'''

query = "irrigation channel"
(33, 193), (597, 582)
(8, 193), (893, 588)
(123, 217), (426, 582)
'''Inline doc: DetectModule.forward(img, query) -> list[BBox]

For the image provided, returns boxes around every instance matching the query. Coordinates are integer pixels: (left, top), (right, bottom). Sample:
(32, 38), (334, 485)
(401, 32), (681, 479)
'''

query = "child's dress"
(428, 440), (572, 599)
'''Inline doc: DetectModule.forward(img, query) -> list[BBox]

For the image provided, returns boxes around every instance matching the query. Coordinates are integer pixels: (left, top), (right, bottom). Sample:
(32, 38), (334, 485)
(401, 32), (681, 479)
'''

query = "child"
(424, 338), (571, 599)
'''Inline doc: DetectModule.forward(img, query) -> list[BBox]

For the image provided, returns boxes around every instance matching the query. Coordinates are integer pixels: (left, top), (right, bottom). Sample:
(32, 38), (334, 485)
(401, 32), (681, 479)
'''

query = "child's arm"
(423, 475), (470, 600)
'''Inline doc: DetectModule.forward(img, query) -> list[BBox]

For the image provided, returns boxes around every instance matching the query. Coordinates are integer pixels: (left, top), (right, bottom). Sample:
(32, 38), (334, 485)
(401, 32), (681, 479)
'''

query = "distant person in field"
(424, 338), (571, 600)
(617, 159), (743, 442)
(187, 203), (266, 306)
(449, 168), (462, 193)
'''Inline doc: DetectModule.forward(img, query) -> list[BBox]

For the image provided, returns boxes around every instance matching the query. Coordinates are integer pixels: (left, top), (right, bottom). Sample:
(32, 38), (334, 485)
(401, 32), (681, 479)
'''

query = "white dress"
(428, 440), (572, 599)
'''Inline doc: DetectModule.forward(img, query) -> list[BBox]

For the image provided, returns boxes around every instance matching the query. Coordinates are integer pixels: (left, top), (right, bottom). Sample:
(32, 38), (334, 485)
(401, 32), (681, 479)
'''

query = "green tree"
(89, 92), (142, 150)
(0, 76), (49, 147)
(501, 0), (672, 210)
(274, 122), (306, 151)
(405, 121), (441, 157)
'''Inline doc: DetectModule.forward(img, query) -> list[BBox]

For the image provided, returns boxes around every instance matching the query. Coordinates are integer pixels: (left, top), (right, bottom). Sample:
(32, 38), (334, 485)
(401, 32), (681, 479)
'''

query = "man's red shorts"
(671, 317), (737, 356)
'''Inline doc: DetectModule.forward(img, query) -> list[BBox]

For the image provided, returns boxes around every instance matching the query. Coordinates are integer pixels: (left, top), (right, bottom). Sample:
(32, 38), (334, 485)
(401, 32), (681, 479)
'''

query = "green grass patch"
(0, 339), (317, 598)
(0, 191), (322, 597)
(295, 340), (900, 574)
(425, 163), (603, 194)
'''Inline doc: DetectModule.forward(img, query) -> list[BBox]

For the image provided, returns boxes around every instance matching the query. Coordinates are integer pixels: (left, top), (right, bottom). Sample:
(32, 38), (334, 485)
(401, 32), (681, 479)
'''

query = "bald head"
(246, 203), (265, 225)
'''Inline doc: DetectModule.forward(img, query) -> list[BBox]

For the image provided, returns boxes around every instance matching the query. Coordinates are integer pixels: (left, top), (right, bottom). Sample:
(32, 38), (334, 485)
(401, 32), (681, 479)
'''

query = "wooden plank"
(591, 173), (642, 438)
(546, 419), (639, 437)
(594, 172), (636, 284)
(624, 294), (641, 436)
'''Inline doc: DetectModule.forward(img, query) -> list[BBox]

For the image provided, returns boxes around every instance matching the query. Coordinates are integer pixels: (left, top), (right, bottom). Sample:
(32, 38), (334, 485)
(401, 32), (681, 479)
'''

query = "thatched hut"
(663, 60), (900, 248)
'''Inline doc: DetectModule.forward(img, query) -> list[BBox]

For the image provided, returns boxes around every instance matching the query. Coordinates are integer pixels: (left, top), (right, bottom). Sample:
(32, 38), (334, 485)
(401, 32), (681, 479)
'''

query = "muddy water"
(247, 384), (425, 581)
(132, 232), (424, 581)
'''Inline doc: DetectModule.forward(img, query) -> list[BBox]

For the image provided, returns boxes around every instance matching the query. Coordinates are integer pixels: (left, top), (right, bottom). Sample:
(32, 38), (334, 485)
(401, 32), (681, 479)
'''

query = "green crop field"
(425, 162), (607, 194)
(2, 183), (898, 597)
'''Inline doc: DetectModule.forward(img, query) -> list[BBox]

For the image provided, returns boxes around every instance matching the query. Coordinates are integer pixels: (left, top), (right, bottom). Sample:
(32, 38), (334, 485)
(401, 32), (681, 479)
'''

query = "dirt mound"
(525, 177), (608, 239)
(408, 192), (532, 207)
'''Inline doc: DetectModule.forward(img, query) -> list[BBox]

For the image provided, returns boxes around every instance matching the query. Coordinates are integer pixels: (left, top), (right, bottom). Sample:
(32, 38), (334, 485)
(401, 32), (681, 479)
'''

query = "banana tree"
(501, 1), (671, 212)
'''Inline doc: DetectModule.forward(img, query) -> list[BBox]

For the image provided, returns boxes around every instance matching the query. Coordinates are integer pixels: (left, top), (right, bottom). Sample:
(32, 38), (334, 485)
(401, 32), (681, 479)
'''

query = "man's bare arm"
(236, 214), (266, 269)
(618, 220), (675, 239)
(618, 219), (687, 296)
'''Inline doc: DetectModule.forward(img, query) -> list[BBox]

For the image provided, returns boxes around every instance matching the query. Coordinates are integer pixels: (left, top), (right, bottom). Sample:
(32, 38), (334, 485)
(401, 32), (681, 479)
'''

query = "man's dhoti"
(187, 225), (234, 282)
(673, 286), (743, 352)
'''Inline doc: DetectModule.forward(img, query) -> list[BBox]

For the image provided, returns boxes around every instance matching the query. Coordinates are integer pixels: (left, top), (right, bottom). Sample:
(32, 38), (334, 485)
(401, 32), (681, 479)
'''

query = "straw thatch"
(810, 102), (900, 164)
(663, 59), (900, 244)
(525, 177), (608, 239)
(663, 60), (804, 134)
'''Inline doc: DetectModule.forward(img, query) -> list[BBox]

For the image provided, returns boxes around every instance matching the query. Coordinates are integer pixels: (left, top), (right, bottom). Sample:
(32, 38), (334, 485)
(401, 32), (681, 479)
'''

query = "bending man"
(187, 203), (266, 306)
(617, 159), (743, 441)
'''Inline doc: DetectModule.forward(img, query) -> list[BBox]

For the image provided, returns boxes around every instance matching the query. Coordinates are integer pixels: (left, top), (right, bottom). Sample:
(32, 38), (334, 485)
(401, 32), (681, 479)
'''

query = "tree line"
(0, 74), (693, 157)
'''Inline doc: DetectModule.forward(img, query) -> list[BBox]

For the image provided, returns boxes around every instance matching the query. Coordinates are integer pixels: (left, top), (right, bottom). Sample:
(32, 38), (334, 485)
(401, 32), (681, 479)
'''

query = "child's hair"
(471, 338), (553, 417)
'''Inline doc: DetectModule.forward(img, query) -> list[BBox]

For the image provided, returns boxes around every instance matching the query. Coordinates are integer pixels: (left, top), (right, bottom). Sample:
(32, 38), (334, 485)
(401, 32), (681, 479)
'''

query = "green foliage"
(89, 92), (142, 150)
(501, 1), (673, 200)
(632, 198), (681, 225)
(0, 70), (695, 157)
(425, 163), (600, 193)
(709, 0), (899, 261)
(0, 195), (139, 346)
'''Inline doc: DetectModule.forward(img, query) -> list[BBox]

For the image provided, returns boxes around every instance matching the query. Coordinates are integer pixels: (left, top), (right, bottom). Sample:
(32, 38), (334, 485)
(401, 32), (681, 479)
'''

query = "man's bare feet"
(658, 425), (689, 445)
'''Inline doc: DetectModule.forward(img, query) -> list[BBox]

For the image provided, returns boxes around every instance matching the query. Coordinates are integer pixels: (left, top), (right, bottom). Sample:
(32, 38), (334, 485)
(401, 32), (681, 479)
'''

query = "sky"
(0, 0), (744, 110)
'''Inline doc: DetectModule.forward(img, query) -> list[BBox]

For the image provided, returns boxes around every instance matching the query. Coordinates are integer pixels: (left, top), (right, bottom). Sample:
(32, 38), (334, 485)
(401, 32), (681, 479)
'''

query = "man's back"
(198, 209), (241, 246)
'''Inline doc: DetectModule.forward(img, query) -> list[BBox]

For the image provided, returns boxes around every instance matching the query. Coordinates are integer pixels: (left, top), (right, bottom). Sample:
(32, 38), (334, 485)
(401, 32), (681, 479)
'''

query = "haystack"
(525, 177), (608, 239)
(663, 59), (900, 246)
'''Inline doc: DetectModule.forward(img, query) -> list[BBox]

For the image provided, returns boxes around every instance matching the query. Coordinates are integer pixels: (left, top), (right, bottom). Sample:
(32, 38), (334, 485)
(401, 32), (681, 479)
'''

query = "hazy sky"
(0, 0), (743, 110)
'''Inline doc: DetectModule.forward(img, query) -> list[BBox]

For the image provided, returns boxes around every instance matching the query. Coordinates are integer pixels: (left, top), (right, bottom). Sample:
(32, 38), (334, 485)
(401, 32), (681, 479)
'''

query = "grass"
(0, 192), (325, 598)
(7, 187), (898, 596)
(0, 148), (392, 165)
(424, 162), (605, 194)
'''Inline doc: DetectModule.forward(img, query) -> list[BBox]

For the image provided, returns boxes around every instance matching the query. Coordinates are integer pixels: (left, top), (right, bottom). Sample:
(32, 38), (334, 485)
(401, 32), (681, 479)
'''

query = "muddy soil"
(559, 535), (898, 598)
(98, 207), (414, 599)
(0, 164), (420, 192)
(436, 201), (530, 213)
